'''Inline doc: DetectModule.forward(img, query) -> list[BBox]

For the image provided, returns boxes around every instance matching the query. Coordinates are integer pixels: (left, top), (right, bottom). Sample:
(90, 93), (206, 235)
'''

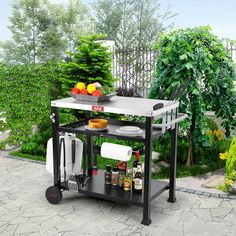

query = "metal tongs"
(59, 137), (89, 192)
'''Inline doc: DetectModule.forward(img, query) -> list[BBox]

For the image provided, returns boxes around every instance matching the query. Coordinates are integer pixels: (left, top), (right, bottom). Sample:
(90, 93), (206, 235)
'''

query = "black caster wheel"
(45, 186), (62, 204)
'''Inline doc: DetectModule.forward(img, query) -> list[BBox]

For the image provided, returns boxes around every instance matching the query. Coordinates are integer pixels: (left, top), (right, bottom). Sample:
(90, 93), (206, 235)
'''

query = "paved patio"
(1, 156), (236, 236)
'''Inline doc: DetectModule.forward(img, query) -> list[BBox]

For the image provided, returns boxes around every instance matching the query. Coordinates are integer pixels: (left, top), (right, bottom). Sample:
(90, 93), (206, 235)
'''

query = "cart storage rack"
(49, 96), (186, 226)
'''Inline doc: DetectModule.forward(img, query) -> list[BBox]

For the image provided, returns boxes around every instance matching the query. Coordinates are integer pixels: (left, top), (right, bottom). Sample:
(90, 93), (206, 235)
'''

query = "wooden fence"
(113, 44), (236, 98)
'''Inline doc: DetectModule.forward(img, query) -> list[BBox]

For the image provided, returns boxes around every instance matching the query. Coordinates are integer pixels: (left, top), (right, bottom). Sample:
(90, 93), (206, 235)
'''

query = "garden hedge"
(0, 63), (61, 147)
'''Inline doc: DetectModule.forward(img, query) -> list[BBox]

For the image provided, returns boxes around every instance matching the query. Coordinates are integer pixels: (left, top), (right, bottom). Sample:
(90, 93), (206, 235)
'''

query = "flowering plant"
(219, 152), (228, 160)
(217, 137), (236, 192)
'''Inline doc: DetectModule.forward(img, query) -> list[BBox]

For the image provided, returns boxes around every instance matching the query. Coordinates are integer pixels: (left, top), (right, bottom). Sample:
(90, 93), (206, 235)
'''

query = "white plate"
(116, 129), (143, 136)
(85, 125), (108, 131)
(119, 126), (141, 134)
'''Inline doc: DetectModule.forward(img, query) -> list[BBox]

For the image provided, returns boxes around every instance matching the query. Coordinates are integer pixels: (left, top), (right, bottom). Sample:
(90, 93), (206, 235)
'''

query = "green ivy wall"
(0, 63), (61, 147)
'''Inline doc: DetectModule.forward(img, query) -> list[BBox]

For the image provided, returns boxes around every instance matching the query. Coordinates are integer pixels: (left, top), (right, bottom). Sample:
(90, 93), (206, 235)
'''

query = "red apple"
(92, 90), (102, 96)
(80, 89), (88, 95)
(71, 87), (79, 94)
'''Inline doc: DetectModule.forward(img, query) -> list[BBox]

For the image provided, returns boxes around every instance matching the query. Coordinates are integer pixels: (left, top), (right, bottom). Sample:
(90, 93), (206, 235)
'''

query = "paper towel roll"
(101, 142), (132, 161)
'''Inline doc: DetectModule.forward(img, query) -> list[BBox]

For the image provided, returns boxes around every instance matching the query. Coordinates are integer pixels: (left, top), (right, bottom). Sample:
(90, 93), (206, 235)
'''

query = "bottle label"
(112, 175), (118, 185)
(134, 178), (142, 190)
(133, 167), (137, 179)
(105, 173), (111, 184)
(124, 179), (131, 190)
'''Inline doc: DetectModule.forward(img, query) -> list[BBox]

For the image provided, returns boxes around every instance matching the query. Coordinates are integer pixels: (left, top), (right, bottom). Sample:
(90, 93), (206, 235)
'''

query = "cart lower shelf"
(78, 170), (169, 207)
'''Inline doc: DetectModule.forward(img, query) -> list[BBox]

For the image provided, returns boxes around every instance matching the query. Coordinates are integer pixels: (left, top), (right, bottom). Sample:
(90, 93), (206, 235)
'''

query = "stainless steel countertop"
(51, 96), (179, 117)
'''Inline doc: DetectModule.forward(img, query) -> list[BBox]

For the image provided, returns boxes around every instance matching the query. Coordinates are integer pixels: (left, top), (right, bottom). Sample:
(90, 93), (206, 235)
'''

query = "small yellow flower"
(219, 152), (228, 160)
(214, 129), (224, 141)
(224, 178), (234, 186)
(206, 130), (213, 136)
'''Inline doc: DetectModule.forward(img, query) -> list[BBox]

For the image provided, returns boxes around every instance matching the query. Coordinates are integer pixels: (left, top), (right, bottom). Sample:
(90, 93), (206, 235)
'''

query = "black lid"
(106, 165), (112, 171)
(112, 166), (118, 172)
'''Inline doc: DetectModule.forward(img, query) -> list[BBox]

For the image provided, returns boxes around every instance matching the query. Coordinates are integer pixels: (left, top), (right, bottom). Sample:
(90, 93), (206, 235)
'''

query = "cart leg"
(168, 124), (178, 203)
(141, 117), (153, 226)
(87, 135), (93, 176)
(52, 106), (60, 186)
(87, 111), (94, 176)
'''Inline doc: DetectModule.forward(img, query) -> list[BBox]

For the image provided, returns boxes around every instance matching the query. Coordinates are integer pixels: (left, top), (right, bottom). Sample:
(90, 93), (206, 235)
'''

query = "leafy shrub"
(21, 142), (38, 154)
(218, 137), (236, 191)
(204, 117), (218, 131)
(59, 34), (114, 96)
(225, 137), (236, 175)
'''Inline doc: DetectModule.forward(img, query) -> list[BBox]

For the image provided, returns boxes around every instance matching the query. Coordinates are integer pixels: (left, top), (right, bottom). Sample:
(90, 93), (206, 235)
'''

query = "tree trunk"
(186, 110), (196, 166)
(186, 132), (194, 166)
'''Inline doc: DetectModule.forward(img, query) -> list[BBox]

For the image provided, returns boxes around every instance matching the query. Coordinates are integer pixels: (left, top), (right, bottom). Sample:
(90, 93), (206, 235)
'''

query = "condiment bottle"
(124, 170), (131, 191)
(112, 167), (119, 186)
(132, 151), (140, 189)
(119, 170), (125, 187)
(104, 165), (112, 185)
(116, 161), (127, 175)
(134, 163), (142, 193)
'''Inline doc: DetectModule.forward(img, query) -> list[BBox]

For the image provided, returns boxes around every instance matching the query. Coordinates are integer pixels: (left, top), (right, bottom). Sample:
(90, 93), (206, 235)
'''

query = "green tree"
(94, 0), (175, 48)
(51, 0), (94, 53)
(149, 26), (236, 166)
(0, 0), (94, 64)
(0, 0), (66, 64)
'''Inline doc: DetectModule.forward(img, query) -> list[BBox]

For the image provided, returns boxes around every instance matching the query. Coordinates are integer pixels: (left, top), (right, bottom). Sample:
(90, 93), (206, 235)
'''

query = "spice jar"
(104, 165), (112, 185)
(119, 170), (125, 187)
(124, 170), (131, 191)
(112, 167), (119, 186)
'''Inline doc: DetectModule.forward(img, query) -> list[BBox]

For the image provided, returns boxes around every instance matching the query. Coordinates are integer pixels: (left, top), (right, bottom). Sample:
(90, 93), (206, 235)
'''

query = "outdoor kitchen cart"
(46, 95), (186, 226)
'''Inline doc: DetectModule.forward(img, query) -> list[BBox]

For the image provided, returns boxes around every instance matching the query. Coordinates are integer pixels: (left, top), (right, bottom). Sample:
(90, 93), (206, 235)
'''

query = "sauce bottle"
(104, 165), (112, 185)
(132, 151), (140, 189)
(134, 163), (142, 193)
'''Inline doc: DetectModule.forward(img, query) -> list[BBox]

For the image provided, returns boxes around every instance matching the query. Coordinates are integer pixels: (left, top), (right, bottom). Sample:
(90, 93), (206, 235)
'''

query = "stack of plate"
(116, 126), (143, 136)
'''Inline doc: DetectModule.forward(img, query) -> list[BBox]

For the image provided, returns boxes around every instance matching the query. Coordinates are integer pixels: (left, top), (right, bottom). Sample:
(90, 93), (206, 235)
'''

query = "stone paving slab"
(176, 168), (225, 194)
(1, 156), (236, 236)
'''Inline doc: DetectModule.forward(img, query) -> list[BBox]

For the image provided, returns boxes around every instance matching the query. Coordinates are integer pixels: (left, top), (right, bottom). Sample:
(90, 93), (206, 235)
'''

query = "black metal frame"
(50, 106), (178, 226)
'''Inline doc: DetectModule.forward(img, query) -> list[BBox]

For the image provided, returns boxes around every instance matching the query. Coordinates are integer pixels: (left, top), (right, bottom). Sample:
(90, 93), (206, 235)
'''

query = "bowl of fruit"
(69, 82), (117, 102)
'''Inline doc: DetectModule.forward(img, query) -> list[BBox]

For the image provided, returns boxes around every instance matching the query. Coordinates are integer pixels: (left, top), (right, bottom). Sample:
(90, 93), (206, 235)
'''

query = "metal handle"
(59, 137), (66, 182)
(152, 113), (187, 128)
(72, 139), (75, 164)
